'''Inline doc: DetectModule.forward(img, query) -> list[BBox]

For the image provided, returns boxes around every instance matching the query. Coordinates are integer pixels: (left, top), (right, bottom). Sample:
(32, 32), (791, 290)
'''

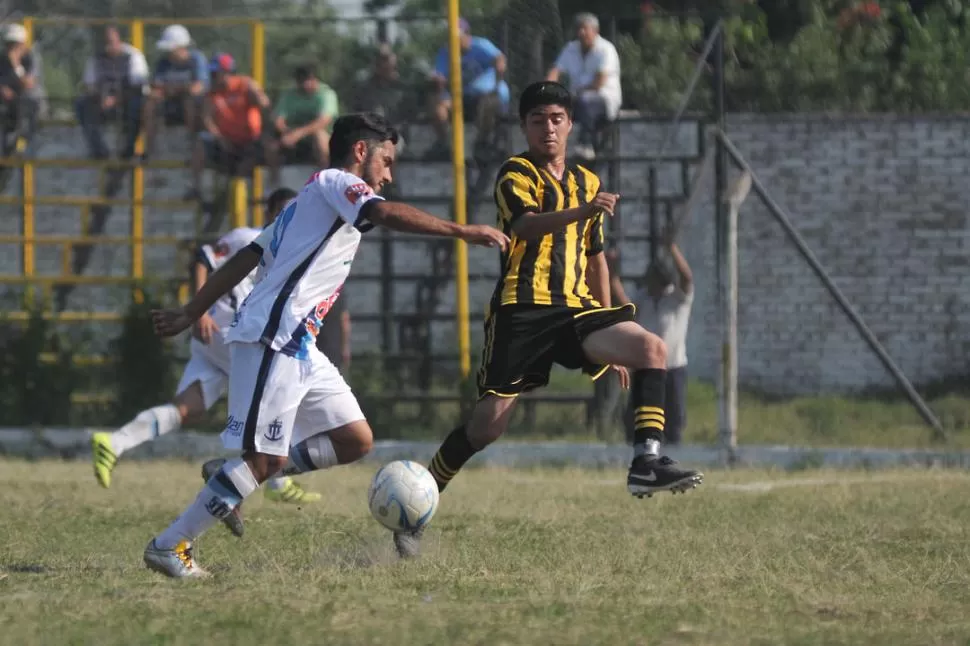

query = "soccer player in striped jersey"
(144, 113), (508, 577)
(90, 188), (322, 537)
(393, 82), (704, 559)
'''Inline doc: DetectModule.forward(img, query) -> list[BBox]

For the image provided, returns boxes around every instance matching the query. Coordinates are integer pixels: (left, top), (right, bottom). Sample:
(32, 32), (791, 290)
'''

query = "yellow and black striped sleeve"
(495, 160), (541, 225)
(581, 169), (604, 256)
(586, 212), (605, 256)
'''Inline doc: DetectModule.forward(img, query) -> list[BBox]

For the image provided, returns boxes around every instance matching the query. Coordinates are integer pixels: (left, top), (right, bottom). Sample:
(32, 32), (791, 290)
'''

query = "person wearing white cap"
(141, 24), (208, 155)
(0, 23), (38, 148)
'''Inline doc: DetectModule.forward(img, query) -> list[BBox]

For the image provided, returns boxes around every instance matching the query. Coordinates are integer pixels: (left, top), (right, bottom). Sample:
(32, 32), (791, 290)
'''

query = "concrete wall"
(2, 114), (968, 393)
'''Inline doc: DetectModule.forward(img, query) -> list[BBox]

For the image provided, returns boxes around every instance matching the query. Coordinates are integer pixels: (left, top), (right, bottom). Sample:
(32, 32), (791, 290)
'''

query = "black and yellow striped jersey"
(491, 153), (605, 309)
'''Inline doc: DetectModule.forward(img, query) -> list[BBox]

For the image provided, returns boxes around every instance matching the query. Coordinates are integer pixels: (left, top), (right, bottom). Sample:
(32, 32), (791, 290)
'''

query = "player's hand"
(459, 224), (510, 251)
(192, 312), (219, 345)
(612, 365), (630, 390)
(151, 307), (194, 338)
(588, 192), (620, 217)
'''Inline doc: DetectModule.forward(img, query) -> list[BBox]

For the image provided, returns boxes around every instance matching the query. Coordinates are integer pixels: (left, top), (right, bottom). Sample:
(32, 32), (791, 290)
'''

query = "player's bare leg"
(91, 382), (204, 488)
(394, 395), (518, 559)
(146, 421), (372, 578)
(582, 320), (703, 497)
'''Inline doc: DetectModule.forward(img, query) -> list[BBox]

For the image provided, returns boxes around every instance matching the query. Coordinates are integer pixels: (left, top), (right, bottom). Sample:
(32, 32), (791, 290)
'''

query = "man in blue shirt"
(428, 18), (509, 161)
(141, 24), (208, 157)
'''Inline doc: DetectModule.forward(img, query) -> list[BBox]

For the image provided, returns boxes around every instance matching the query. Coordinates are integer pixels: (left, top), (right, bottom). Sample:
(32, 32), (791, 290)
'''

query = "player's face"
(524, 105), (572, 159)
(361, 140), (396, 193)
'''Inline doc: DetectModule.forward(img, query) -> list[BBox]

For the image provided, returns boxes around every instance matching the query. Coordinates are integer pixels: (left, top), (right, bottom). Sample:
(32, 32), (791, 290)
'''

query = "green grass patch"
(1, 460), (969, 645)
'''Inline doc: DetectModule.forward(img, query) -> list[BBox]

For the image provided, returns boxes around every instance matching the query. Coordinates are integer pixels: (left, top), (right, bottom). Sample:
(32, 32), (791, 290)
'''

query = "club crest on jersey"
(345, 183), (371, 203)
(213, 241), (230, 258)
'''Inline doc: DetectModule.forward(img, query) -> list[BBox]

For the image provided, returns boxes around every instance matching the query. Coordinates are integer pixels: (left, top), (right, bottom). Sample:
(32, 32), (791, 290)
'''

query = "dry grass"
(2, 459), (970, 645)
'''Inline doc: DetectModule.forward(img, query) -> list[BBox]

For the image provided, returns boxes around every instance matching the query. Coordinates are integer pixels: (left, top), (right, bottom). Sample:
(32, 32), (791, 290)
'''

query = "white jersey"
(198, 227), (263, 330)
(226, 168), (382, 359)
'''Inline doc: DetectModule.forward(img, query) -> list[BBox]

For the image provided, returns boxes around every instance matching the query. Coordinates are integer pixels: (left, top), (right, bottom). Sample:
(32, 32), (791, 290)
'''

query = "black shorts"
(202, 134), (264, 175)
(477, 303), (637, 398)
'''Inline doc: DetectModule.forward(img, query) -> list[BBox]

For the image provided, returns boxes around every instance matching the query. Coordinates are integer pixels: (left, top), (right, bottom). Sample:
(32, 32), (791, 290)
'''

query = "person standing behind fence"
(76, 26), (149, 160)
(628, 238), (694, 446)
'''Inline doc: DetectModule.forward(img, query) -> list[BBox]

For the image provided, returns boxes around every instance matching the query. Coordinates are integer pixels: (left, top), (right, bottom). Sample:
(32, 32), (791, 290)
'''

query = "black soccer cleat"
(201, 458), (246, 538)
(393, 527), (425, 560)
(627, 455), (704, 498)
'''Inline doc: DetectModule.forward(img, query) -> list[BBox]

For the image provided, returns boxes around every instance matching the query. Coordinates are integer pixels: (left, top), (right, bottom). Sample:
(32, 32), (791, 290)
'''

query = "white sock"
(155, 458), (258, 550)
(110, 404), (182, 456)
(281, 434), (339, 476)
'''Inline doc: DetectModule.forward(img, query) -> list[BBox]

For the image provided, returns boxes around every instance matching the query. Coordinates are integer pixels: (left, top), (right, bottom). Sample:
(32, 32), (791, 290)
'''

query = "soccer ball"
(367, 460), (439, 532)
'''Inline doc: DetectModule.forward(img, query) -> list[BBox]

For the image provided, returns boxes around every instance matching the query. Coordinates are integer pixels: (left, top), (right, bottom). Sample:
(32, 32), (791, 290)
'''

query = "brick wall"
(2, 114), (968, 393)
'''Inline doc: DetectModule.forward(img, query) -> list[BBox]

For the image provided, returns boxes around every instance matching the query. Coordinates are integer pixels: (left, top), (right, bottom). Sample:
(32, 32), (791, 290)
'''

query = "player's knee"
(635, 332), (666, 370)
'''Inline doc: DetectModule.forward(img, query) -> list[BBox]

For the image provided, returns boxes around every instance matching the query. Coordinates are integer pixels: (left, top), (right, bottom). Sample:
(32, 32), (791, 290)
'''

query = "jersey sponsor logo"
(213, 241), (230, 258)
(303, 288), (343, 339)
(264, 418), (284, 442)
(345, 183), (371, 204)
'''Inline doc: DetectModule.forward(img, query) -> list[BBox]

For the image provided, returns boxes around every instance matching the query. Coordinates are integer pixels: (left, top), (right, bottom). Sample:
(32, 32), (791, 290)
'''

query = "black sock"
(631, 368), (666, 456)
(428, 425), (478, 492)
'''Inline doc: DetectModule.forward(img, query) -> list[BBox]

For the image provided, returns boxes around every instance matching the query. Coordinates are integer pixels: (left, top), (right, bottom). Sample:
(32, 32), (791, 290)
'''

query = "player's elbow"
(510, 216), (541, 240)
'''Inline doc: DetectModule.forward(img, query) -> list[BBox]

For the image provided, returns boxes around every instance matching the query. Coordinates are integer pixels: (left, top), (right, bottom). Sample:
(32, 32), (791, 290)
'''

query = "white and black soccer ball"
(367, 460), (439, 532)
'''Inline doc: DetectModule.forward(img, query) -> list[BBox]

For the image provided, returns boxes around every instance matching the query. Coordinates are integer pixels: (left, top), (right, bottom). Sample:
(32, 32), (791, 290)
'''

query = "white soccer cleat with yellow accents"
(144, 539), (209, 579)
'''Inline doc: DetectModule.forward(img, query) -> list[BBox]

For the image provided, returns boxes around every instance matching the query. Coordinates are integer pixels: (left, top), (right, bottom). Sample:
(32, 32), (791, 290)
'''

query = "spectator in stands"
(316, 293), (352, 372)
(547, 13), (622, 160)
(622, 237), (694, 446)
(0, 23), (38, 151)
(427, 18), (509, 161)
(352, 45), (406, 123)
(142, 24), (208, 156)
(76, 26), (149, 160)
(188, 53), (277, 199)
(273, 64), (338, 167)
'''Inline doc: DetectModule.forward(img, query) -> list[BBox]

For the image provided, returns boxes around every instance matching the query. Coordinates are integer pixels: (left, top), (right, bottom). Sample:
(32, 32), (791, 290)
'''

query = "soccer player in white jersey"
(90, 190), (322, 527)
(144, 112), (509, 577)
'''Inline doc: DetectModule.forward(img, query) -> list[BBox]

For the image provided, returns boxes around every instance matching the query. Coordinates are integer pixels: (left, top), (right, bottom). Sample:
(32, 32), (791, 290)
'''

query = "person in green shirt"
(274, 64), (339, 166)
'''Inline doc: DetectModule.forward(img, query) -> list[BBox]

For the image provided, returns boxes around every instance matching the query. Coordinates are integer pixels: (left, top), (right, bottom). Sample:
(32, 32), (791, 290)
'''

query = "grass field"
(3, 459), (970, 645)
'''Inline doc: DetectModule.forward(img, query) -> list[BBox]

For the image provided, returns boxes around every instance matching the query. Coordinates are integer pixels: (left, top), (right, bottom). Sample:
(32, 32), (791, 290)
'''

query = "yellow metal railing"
(7, 16), (268, 321)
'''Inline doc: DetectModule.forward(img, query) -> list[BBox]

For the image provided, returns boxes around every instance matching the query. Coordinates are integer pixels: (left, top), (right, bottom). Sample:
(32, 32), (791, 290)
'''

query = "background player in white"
(90, 190), (322, 523)
(145, 112), (509, 577)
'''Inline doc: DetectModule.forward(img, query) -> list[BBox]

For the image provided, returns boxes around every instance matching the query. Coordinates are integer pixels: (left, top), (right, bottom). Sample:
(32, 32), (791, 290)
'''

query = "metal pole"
(713, 27), (726, 302)
(250, 20), (265, 227)
(720, 171), (751, 463)
(717, 131), (947, 441)
(447, 0), (471, 378)
(130, 19), (145, 304)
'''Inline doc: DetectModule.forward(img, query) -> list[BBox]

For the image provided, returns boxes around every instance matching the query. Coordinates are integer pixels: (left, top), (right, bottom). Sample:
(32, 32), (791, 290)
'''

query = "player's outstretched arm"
(512, 192), (619, 241)
(152, 247), (261, 337)
(363, 201), (509, 250)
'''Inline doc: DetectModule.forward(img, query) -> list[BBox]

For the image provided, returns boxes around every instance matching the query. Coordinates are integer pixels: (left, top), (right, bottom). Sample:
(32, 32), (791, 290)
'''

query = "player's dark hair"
(329, 112), (400, 167)
(266, 187), (297, 217)
(518, 81), (573, 121)
(294, 64), (317, 83)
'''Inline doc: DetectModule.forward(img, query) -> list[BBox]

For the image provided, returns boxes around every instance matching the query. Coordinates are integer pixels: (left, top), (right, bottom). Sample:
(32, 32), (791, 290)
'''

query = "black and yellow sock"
(632, 368), (666, 457)
(428, 425), (478, 492)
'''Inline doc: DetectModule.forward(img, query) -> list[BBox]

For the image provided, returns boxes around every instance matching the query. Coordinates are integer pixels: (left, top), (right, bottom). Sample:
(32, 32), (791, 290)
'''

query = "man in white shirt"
(630, 242), (694, 446)
(144, 112), (509, 578)
(546, 13), (622, 159)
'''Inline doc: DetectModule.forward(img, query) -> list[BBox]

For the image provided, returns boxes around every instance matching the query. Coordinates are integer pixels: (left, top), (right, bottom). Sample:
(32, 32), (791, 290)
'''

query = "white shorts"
(220, 341), (365, 457)
(175, 339), (231, 410)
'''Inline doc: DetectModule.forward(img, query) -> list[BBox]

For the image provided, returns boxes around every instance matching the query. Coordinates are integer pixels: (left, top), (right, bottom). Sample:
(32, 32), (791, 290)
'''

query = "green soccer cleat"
(91, 432), (117, 488)
(264, 477), (322, 504)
